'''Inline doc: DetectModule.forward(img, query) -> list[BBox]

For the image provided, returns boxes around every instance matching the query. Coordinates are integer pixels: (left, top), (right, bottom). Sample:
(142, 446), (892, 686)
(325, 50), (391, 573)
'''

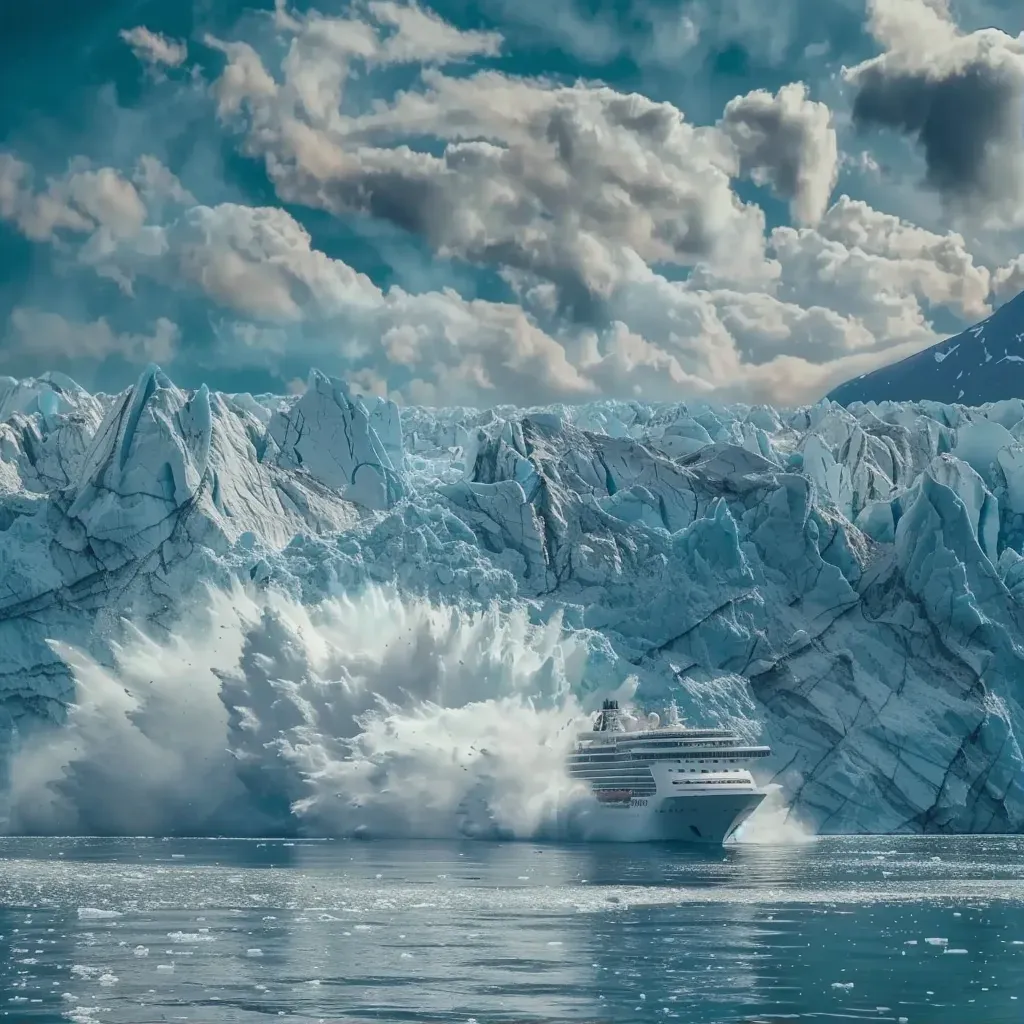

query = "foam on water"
(730, 784), (814, 846)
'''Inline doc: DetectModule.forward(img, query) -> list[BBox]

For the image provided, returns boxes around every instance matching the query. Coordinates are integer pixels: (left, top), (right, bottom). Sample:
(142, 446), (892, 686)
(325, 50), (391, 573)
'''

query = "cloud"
(460, 0), (868, 79)
(83, 198), (594, 406)
(0, 155), (203, 296)
(993, 256), (1024, 302)
(582, 186), (1001, 403)
(809, 194), (992, 319)
(7, 309), (179, 363)
(0, 156), (147, 244)
(163, 197), (980, 407)
(846, 0), (1024, 217)
(721, 82), (838, 226)
(120, 26), (189, 68)
(0, 141), (1000, 405)
(367, 0), (503, 64)
(180, 204), (595, 405)
(0, 155), (95, 242)
(207, 16), (770, 308)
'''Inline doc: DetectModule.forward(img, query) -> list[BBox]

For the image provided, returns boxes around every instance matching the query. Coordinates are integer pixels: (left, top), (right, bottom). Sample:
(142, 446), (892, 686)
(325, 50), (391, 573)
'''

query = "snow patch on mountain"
(1, 366), (1024, 837)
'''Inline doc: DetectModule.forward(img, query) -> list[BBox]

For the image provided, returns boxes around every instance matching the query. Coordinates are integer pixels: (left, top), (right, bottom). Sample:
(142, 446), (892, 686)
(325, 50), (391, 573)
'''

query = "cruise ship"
(567, 699), (772, 844)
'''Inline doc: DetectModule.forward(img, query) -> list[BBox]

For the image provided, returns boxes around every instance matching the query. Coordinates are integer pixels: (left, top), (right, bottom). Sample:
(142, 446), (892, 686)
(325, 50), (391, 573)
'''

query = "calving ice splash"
(3, 585), (592, 840)
(568, 699), (771, 843)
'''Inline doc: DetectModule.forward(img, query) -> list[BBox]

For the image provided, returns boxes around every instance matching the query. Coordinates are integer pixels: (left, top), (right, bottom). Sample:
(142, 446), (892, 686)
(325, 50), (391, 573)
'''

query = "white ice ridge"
(1, 365), (1024, 837)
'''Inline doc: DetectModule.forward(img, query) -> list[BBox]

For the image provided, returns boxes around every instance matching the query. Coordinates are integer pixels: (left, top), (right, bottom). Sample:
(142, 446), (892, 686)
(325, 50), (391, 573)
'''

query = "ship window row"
(671, 778), (749, 785)
(571, 751), (766, 762)
(629, 744), (743, 752)
(569, 772), (656, 781)
(635, 730), (731, 738)
(571, 754), (765, 767)
(630, 750), (769, 761)
(570, 776), (655, 783)
(622, 740), (740, 749)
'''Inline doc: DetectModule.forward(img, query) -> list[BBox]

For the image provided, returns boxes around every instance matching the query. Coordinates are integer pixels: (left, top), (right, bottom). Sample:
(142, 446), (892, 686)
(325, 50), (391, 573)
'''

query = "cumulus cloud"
(206, 7), (769, 307)
(0, 155), (196, 301)
(721, 82), (838, 225)
(120, 26), (189, 68)
(0, 155), (95, 242)
(0, 156), (147, 243)
(177, 205), (595, 405)
(64, 198), (593, 406)
(7, 310), (179, 363)
(811, 195), (993, 318)
(163, 198), (984, 406)
(0, 163), (1001, 406)
(0, 143), (1001, 404)
(993, 256), (1024, 302)
(846, 0), (1024, 217)
(367, 0), (503, 64)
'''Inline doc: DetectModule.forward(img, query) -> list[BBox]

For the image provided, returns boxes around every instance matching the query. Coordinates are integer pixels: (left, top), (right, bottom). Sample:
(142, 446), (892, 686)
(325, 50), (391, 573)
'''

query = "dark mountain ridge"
(829, 288), (1024, 406)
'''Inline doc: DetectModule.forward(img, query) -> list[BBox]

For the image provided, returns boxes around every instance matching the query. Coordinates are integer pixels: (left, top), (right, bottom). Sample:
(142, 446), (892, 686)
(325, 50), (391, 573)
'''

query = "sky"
(0, 0), (1023, 407)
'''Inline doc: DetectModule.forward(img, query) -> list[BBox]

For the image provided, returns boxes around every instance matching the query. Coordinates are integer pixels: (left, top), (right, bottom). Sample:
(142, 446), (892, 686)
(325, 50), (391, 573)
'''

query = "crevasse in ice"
(1, 365), (1023, 836)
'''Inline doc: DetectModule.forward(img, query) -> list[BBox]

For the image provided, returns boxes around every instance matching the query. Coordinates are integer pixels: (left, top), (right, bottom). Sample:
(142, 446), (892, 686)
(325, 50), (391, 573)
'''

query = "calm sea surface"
(1, 835), (1022, 1023)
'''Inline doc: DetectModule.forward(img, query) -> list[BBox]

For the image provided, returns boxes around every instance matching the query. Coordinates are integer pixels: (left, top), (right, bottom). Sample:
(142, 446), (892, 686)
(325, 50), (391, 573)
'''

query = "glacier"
(1, 364), (1024, 838)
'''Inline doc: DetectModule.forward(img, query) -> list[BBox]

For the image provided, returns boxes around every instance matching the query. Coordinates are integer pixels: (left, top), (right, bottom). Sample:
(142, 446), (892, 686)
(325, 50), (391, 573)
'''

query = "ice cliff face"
(1, 366), (1023, 837)
(829, 288), (1024, 406)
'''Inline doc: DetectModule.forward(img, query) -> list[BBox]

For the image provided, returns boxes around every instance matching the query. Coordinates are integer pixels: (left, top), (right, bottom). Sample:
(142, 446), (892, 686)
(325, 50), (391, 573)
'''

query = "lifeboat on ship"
(595, 789), (633, 804)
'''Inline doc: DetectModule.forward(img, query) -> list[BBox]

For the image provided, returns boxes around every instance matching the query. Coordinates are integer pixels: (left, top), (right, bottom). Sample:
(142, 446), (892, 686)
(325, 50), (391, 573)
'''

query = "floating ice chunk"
(167, 931), (215, 943)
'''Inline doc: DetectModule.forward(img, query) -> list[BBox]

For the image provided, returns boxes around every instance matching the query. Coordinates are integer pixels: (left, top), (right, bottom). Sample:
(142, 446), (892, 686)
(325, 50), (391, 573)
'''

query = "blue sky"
(0, 0), (1022, 404)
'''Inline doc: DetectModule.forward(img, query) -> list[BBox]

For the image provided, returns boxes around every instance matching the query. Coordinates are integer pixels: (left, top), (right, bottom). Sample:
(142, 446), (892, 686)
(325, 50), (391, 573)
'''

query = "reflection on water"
(1, 836), (1022, 1023)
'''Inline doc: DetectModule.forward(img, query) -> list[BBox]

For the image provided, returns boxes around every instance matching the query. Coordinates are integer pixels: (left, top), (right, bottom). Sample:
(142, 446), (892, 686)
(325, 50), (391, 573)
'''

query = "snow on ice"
(0, 365), (1023, 838)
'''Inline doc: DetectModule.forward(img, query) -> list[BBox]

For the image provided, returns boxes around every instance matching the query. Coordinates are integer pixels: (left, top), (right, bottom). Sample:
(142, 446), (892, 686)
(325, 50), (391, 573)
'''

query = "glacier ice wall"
(1, 366), (1023, 837)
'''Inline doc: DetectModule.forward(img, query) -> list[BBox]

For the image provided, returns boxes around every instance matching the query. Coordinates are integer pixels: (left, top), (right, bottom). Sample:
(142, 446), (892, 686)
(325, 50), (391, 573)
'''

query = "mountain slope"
(829, 289), (1024, 406)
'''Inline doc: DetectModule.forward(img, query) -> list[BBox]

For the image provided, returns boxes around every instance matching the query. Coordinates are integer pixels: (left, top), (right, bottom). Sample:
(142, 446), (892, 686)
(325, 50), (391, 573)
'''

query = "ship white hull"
(578, 790), (765, 845)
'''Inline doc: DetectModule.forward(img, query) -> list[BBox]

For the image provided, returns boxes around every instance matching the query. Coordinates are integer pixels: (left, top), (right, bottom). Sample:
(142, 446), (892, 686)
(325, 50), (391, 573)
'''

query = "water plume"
(7, 585), (602, 839)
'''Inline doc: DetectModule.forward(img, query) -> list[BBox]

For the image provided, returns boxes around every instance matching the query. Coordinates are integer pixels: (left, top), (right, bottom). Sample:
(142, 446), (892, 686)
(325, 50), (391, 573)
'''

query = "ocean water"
(1, 836), (1022, 1024)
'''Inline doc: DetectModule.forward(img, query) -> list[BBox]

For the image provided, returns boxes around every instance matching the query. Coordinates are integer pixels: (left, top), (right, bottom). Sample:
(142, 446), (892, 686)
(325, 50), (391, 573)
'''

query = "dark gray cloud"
(846, 0), (1024, 215)
(851, 58), (1022, 201)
